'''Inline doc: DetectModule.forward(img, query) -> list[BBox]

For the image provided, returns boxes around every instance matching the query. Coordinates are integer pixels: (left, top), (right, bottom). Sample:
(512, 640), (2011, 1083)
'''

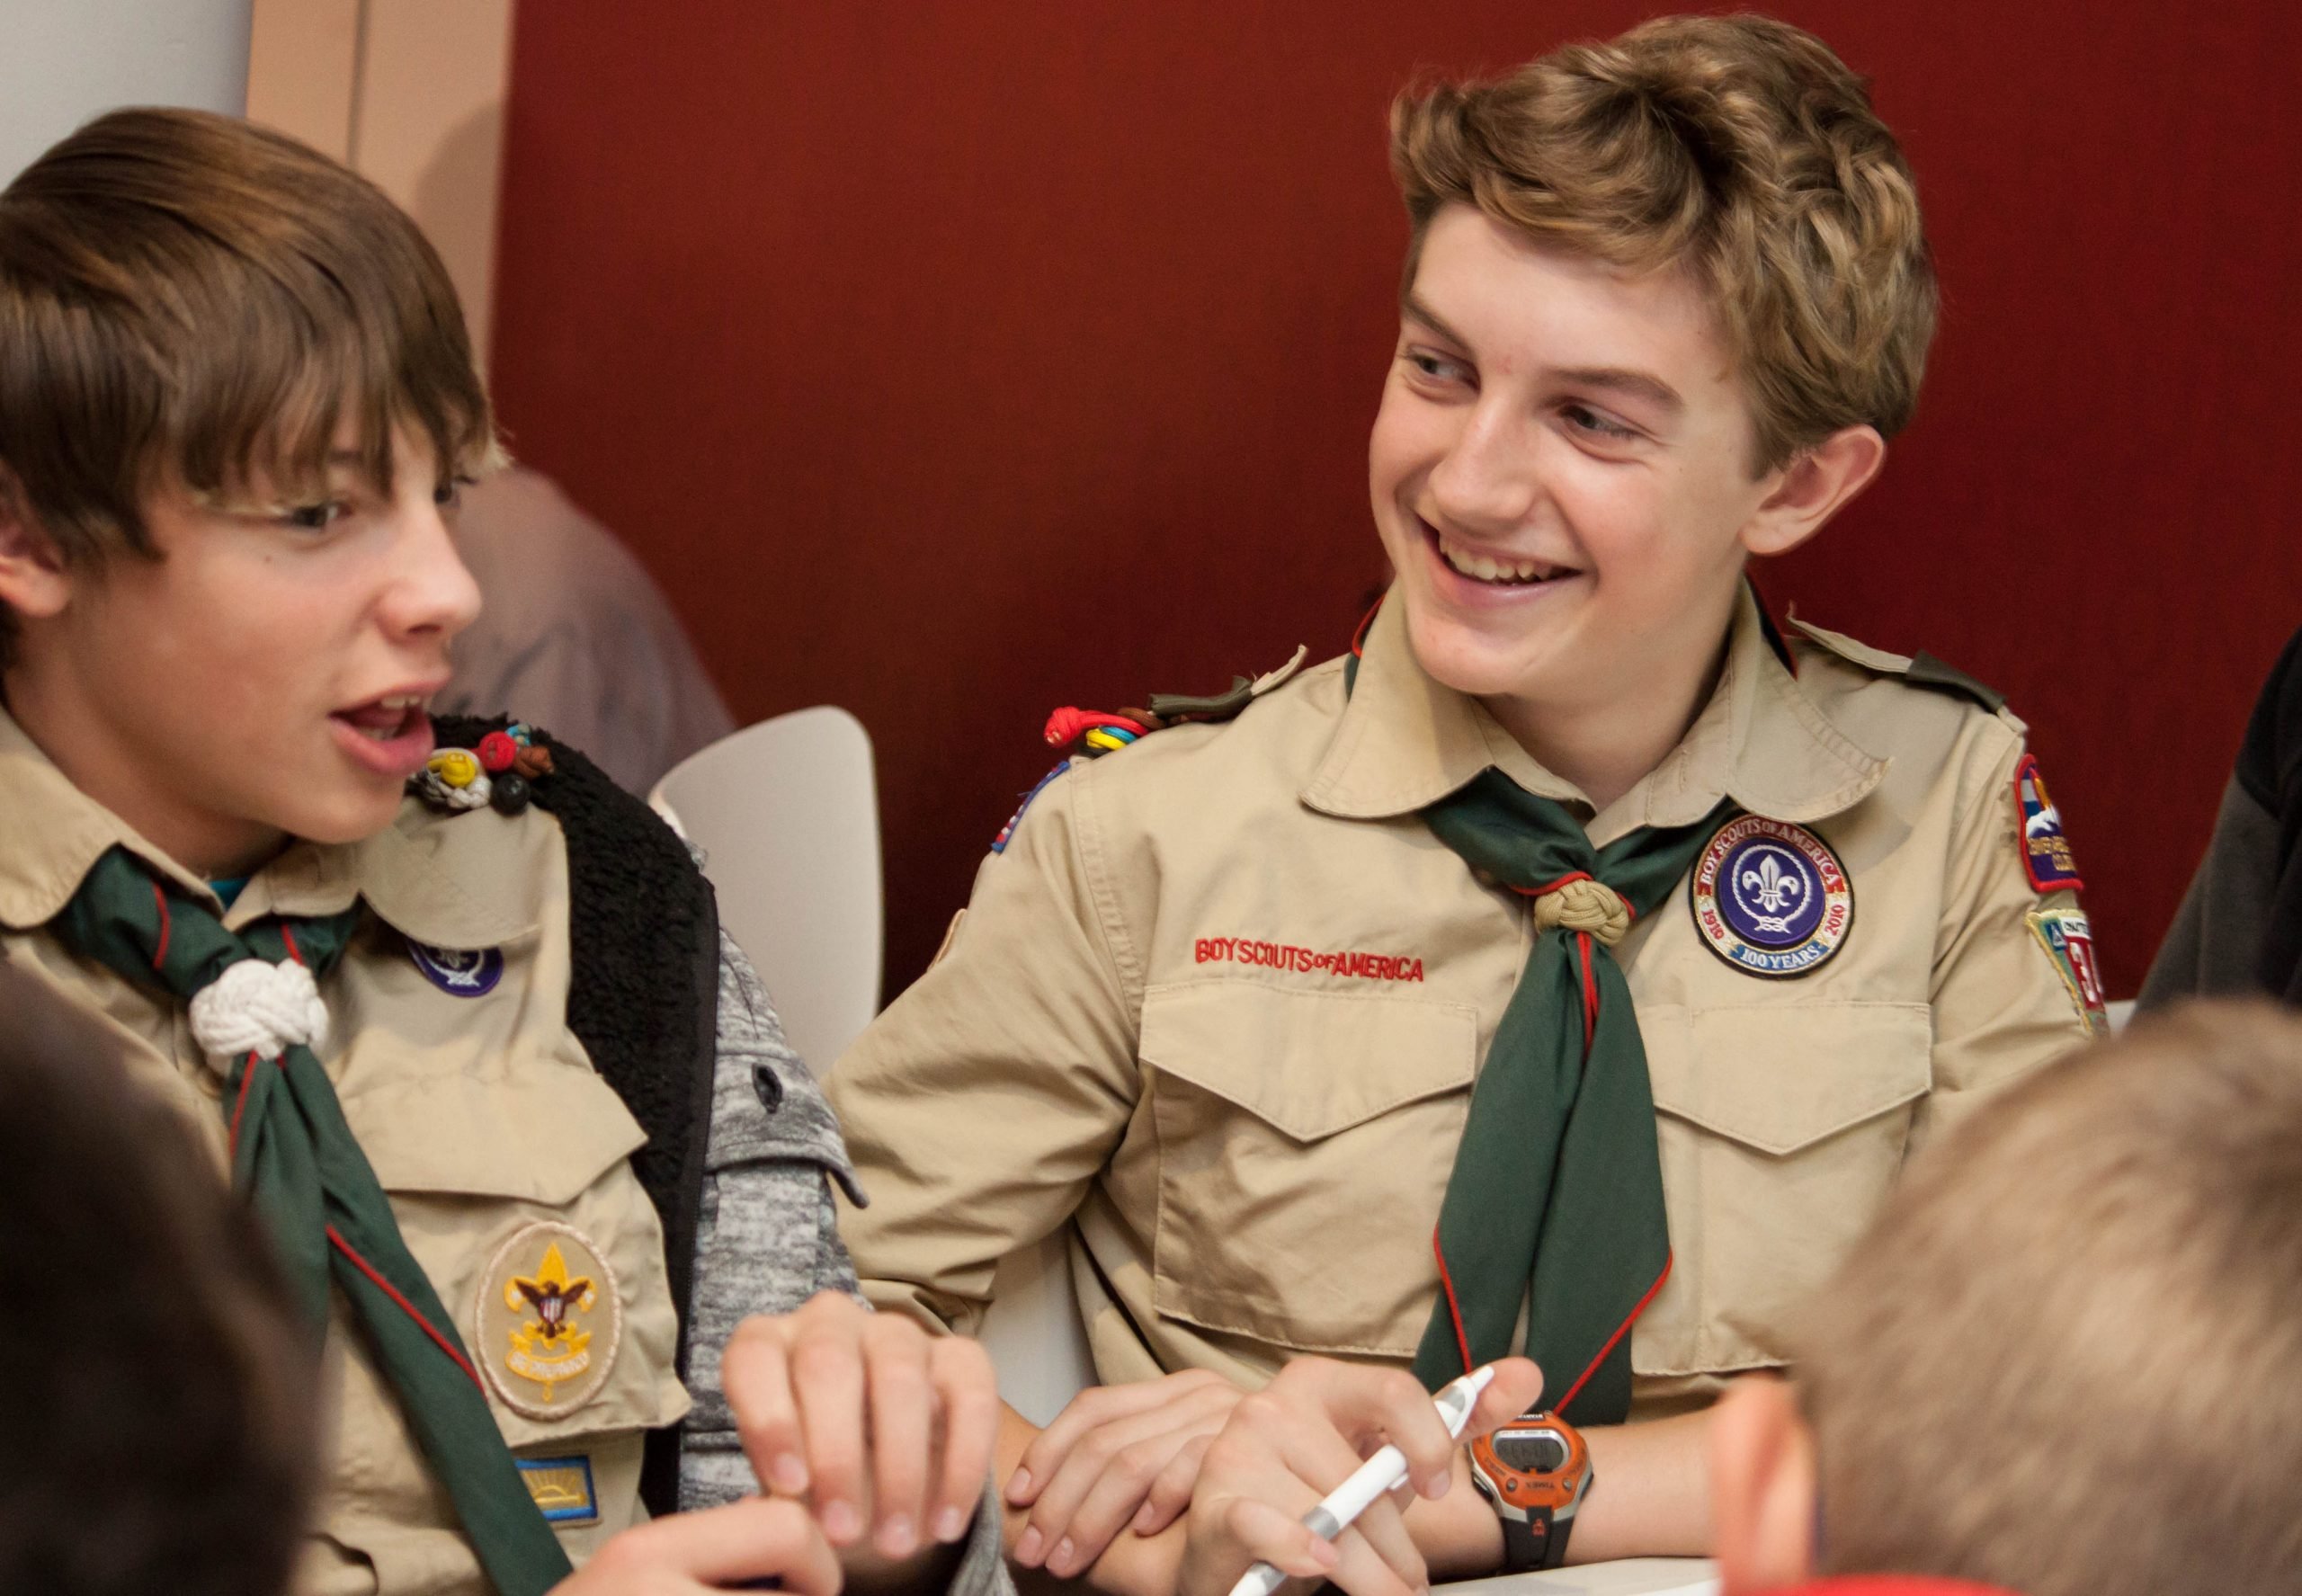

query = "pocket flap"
(351, 1066), (648, 1205)
(1139, 979), (1477, 1143)
(1644, 1002), (1931, 1155)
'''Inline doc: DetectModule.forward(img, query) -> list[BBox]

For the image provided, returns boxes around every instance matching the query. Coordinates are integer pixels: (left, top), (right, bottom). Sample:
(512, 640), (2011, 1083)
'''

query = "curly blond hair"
(1391, 14), (1935, 469)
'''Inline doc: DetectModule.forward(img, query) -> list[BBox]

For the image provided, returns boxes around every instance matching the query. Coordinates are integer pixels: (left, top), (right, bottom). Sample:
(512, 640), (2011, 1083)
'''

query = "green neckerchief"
(49, 847), (573, 1596)
(1343, 653), (1731, 1422)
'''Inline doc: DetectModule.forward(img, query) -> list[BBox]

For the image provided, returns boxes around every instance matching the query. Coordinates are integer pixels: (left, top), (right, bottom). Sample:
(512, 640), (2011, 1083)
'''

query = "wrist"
(1403, 1449), (1508, 1582)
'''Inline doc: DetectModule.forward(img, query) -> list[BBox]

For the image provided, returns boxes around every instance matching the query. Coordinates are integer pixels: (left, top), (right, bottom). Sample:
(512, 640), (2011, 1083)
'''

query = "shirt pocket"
(352, 1064), (691, 1451)
(1138, 979), (1477, 1357)
(1637, 1001), (1932, 1376)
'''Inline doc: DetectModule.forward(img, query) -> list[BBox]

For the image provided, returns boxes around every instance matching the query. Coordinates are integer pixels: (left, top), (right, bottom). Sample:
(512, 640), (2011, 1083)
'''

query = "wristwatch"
(1468, 1410), (1593, 1573)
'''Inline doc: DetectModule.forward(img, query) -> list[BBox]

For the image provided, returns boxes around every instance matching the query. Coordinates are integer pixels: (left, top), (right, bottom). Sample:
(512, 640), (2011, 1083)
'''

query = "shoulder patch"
(991, 762), (1071, 854)
(1788, 619), (2005, 713)
(2026, 908), (2109, 1035)
(2012, 753), (2084, 894)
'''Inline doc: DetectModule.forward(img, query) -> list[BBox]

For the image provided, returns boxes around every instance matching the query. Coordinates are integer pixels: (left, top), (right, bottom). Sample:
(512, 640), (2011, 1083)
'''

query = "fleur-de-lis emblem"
(1740, 852), (1802, 914)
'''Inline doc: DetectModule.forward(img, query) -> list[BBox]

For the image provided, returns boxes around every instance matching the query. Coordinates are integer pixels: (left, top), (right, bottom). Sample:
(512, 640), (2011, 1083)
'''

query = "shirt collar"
(1300, 584), (1887, 832)
(0, 706), (540, 948)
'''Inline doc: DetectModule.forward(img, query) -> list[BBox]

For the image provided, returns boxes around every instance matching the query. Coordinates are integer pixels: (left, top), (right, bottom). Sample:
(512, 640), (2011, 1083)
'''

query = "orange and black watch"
(1468, 1411), (1593, 1573)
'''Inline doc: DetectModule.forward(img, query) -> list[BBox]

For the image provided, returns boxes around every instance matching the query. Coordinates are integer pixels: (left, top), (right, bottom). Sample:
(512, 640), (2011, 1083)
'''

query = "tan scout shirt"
(0, 711), (688, 1593)
(829, 590), (2097, 1415)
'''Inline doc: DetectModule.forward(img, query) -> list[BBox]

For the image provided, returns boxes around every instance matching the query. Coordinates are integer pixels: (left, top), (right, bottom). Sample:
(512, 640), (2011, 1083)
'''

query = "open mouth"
(1425, 522), (1579, 588)
(328, 693), (437, 778)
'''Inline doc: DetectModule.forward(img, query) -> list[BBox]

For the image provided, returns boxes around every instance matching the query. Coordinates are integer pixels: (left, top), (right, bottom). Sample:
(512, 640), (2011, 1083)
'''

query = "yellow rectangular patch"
(516, 1455), (599, 1526)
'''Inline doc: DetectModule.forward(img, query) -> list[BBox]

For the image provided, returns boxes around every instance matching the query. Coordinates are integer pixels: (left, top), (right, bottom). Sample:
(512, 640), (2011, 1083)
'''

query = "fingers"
(1022, 1378), (1241, 1574)
(1132, 1432), (1212, 1536)
(1331, 1492), (1427, 1596)
(725, 1317), (809, 1497)
(1272, 1361), (1459, 1500)
(1213, 1493), (1343, 1583)
(1464, 1358), (1545, 1439)
(1007, 1371), (1228, 1504)
(785, 1299), (870, 1545)
(928, 1335), (999, 1545)
(579, 1495), (843, 1596)
(861, 1313), (935, 1558)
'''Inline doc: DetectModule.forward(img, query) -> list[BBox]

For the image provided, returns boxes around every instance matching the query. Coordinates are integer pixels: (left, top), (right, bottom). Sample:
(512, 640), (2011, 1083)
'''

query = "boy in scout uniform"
(825, 14), (2106, 1588)
(0, 111), (1007, 1596)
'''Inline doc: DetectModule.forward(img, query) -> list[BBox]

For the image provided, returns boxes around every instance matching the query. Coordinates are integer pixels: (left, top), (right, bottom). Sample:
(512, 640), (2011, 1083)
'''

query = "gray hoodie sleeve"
(678, 932), (1013, 1596)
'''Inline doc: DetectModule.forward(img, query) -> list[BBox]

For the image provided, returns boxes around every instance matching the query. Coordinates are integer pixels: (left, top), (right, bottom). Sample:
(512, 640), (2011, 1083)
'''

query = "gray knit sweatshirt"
(677, 930), (1012, 1596)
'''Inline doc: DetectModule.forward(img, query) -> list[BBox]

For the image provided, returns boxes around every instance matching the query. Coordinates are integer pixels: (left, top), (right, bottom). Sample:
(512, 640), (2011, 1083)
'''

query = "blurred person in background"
(441, 465), (736, 795)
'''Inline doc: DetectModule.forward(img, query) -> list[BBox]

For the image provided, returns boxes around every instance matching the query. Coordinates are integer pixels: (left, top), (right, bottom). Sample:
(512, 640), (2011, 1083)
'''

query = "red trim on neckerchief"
(148, 881), (172, 970)
(280, 923), (304, 966)
(1516, 869), (1592, 899)
(327, 1224), (485, 1389)
(1553, 1253), (1673, 1418)
(1575, 933), (1600, 1053)
(1350, 599), (1383, 659)
(228, 1051), (261, 1156)
(1431, 1228), (1475, 1378)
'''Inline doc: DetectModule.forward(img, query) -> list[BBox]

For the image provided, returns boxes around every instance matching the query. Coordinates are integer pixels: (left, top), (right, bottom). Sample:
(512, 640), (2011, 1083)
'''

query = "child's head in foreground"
(0, 108), (494, 877)
(1708, 1001), (2302, 1596)
(1377, 15), (1935, 724)
(0, 963), (312, 1596)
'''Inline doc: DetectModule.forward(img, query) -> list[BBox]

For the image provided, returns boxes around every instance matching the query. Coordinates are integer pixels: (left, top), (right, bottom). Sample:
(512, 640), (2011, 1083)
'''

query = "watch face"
(1494, 1429), (1572, 1475)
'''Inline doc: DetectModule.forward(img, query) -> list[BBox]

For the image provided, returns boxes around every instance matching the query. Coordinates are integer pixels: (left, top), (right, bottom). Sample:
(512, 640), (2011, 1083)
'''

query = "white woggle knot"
(188, 958), (329, 1071)
(1531, 878), (1632, 946)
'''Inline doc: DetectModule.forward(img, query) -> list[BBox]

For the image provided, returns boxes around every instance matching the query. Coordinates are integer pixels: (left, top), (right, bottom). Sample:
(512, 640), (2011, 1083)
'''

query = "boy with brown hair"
(0, 109), (1004, 1596)
(1709, 999), (2302, 1596)
(825, 12), (2107, 1584)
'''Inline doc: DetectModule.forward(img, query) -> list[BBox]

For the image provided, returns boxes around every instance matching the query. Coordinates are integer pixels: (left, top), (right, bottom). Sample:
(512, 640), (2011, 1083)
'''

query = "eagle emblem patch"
(1690, 815), (1854, 977)
(477, 1223), (622, 1420)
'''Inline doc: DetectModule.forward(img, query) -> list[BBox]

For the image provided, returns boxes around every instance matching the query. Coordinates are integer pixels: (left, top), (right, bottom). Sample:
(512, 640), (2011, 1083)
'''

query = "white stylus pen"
(1226, 1364), (1498, 1596)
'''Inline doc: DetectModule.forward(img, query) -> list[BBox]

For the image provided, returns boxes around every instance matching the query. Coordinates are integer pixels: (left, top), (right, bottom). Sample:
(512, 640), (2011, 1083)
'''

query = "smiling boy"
(0, 110), (1008, 1596)
(825, 14), (2104, 1585)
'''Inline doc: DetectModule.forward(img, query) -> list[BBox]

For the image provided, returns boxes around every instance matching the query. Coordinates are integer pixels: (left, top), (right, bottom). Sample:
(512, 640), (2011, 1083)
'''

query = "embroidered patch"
(516, 1455), (601, 1525)
(991, 762), (1070, 854)
(1193, 936), (1426, 983)
(406, 939), (504, 996)
(2012, 754), (2084, 894)
(1690, 816), (1854, 978)
(2026, 909), (2109, 1035)
(477, 1223), (622, 1420)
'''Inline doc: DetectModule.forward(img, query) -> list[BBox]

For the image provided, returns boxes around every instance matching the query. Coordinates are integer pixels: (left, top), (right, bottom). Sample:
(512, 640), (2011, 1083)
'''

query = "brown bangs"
(0, 107), (492, 566)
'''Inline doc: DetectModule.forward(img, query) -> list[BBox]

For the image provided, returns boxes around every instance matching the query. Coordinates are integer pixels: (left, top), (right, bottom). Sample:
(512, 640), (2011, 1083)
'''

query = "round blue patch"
(1690, 816), (1853, 977)
(407, 939), (504, 996)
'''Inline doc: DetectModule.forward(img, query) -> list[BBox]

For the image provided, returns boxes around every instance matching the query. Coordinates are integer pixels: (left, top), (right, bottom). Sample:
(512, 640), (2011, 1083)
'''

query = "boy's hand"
(1005, 1369), (1246, 1575)
(723, 1291), (1000, 1560)
(1176, 1356), (1543, 1596)
(554, 1495), (842, 1593)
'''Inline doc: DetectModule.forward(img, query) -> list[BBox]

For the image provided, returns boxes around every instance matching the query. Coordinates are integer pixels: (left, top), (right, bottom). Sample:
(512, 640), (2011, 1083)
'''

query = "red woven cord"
(1043, 707), (1148, 746)
(1552, 1253), (1673, 1418)
(327, 1225), (485, 1389)
(1432, 1227), (1476, 1378)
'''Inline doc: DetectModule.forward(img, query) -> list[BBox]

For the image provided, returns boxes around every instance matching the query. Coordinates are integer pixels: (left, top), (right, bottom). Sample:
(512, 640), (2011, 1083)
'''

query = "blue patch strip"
(991, 762), (1071, 854)
(516, 1454), (599, 1525)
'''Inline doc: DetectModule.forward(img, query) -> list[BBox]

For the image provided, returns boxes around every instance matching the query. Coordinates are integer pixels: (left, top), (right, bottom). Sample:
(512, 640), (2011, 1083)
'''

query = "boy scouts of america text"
(1194, 937), (1426, 983)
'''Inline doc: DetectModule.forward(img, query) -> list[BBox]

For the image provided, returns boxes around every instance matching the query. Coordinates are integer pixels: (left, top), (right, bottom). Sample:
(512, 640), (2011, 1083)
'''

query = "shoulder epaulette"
(1788, 619), (2006, 715)
(1041, 645), (1309, 759)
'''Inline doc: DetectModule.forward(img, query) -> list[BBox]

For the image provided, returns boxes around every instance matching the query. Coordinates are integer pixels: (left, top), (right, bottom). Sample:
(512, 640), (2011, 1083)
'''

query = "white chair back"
(651, 708), (883, 1076)
(980, 1233), (1098, 1426)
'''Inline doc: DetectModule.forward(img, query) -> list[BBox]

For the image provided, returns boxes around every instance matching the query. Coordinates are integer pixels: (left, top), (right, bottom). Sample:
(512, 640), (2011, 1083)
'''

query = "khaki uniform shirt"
(0, 710), (688, 1592)
(828, 592), (2098, 1414)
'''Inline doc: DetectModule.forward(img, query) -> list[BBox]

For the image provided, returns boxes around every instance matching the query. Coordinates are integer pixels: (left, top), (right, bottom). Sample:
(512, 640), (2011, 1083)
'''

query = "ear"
(1709, 1376), (1821, 1596)
(1739, 424), (1887, 558)
(0, 466), (72, 622)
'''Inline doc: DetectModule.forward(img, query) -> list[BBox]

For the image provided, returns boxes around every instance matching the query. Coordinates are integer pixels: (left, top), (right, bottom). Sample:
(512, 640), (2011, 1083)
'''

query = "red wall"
(490, 2), (2302, 1001)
